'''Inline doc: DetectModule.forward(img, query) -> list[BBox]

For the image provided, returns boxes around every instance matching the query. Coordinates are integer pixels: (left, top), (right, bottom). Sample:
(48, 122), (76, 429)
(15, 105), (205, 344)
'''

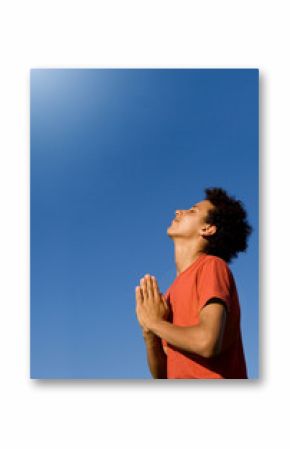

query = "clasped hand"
(135, 274), (169, 333)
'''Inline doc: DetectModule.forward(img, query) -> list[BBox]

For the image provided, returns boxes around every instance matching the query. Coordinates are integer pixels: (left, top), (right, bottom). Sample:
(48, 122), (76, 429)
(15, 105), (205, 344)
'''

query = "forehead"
(194, 200), (214, 212)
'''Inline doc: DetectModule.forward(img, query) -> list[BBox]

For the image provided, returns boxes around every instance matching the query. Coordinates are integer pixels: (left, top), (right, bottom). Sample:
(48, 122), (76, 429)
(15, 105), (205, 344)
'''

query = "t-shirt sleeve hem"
(199, 295), (230, 313)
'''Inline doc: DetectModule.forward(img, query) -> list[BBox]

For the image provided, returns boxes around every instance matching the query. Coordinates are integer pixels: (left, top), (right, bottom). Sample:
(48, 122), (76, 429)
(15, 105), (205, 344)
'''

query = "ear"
(199, 224), (217, 237)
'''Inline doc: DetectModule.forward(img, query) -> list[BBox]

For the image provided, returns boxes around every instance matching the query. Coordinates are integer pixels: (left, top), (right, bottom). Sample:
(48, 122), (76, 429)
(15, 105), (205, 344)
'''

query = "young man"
(135, 187), (252, 379)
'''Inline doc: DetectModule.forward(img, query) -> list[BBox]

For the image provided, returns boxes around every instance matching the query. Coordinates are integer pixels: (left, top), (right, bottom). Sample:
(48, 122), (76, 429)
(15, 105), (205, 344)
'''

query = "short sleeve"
(197, 257), (232, 313)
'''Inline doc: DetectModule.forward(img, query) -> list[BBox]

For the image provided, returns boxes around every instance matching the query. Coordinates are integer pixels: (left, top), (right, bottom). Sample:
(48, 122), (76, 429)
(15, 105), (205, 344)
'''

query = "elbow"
(200, 347), (215, 359)
(199, 339), (221, 359)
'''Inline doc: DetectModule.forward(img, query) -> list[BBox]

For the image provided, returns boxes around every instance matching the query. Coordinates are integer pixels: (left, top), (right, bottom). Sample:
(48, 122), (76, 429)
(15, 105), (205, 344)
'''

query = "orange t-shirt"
(162, 253), (248, 379)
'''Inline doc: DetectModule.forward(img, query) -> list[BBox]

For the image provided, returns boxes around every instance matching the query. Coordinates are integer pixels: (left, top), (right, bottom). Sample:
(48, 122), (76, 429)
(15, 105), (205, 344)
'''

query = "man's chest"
(168, 283), (200, 326)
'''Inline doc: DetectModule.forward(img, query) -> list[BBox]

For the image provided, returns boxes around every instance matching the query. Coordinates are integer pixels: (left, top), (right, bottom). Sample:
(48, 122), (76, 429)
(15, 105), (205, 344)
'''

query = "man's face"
(167, 199), (215, 239)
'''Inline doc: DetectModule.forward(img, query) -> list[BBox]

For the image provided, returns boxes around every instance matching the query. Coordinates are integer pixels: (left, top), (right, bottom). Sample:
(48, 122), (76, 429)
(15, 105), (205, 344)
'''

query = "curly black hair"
(203, 187), (253, 264)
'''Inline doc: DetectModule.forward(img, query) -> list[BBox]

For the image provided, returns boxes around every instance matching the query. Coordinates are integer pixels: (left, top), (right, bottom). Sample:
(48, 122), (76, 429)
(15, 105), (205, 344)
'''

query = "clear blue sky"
(30, 68), (258, 379)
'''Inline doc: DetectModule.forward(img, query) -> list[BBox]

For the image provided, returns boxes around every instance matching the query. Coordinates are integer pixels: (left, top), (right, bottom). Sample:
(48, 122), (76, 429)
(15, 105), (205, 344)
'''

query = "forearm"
(149, 320), (208, 357)
(143, 332), (167, 379)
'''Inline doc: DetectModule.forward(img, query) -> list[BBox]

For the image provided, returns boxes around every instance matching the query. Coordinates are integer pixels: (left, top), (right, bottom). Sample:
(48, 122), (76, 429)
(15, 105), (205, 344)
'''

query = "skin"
(135, 200), (227, 362)
(167, 199), (217, 276)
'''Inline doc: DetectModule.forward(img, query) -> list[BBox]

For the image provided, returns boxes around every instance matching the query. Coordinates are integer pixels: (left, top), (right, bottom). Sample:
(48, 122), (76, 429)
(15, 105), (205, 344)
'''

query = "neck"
(173, 239), (205, 276)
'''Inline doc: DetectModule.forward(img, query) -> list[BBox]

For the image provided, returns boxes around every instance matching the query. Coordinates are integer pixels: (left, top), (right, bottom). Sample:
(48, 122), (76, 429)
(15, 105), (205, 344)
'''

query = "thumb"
(161, 293), (167, 302)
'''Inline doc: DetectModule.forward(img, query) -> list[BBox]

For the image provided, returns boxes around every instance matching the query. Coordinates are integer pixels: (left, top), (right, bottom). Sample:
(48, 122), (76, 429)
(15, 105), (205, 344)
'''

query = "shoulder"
(198, 254), (232, 276)
(200, 254), (229, 267)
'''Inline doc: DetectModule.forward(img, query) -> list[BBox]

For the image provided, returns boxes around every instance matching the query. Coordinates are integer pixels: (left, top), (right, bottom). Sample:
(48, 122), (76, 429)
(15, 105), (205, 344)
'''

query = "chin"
(167, 227), (175, 237)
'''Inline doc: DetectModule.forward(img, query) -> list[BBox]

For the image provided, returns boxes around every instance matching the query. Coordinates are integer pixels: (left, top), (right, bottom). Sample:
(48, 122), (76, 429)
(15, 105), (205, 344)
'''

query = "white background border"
(0, 1), (287, 447)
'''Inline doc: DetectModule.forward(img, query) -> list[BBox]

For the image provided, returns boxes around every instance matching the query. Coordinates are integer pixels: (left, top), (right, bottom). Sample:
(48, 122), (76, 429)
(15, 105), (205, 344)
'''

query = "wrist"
(147, 318), (165, 335)
(143, 327), (155, 337)
(143, 330), (159, 343)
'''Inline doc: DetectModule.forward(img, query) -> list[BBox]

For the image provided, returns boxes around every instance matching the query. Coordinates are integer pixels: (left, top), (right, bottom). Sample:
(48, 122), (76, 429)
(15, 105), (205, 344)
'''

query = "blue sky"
(30, 68), (258, 379)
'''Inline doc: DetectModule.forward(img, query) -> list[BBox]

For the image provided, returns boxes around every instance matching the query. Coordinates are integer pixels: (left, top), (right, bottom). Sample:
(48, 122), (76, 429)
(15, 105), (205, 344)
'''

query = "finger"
(139, 286), (145, 301)
(151, 276), (160, 299)
(140, 277), (148, 300)
(145, 275), (154, 300)
(135, 286), (143, 304)
(163, 295), (169, 309)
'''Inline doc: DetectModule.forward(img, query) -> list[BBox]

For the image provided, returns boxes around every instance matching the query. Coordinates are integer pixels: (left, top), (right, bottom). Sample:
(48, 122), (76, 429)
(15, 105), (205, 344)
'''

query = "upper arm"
(198, 298), (228, 358)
